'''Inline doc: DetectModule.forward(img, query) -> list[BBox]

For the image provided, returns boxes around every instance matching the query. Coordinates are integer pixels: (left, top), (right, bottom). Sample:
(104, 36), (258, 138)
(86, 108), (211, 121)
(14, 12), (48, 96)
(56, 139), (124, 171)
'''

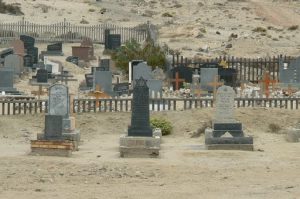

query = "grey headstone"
(128, 77), (153, 137)
(44, 115), (63, 140)
(0, 67), (16, 91)
(93, 71), (112, 94)
(4, 54), (24, 75)
(147, 79), (163, 98)
(48, 84), (69, 117)
(133, 63), (152, 87)
(201, 68), (218, 91)
(214, 85), (235, 122)
(279, 57), (300, 83)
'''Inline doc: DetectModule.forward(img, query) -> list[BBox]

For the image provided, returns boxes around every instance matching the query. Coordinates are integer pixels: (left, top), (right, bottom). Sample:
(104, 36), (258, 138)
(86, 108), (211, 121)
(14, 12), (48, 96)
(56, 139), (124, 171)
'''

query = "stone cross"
(171, 72), (185, 91)
(208, 75), (224, 100)
(128, 77), (152, 137)
(258, 70), (277, 98)
(214, 85), (235, 122)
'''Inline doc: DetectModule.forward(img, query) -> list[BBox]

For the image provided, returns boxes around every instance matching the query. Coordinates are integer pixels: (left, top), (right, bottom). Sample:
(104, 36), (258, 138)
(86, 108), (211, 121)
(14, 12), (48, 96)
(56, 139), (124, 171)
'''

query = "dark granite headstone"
(20, 35), (35, 49)
(85, 74), (93, 87)
(66, 56), (79, 66)
(0, 48), (14, 59)
(23, 55), (33, 68)
(113, 83), (130, 95)
(47, 42), (62, 53)
(36, 69), (48, 83)
(27, 47), (38, 64)
(108, 34), (121, 50)
(99, 59), (110, 71)
(44, 115), (63, 140)
(128, 77), (152, 137)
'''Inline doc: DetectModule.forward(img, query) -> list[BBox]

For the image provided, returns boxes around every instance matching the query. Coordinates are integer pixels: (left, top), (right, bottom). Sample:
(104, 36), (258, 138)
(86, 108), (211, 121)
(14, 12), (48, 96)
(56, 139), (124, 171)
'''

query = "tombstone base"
(119, 129), (161, 158)
(30, 140), (73, 157)
(205, 128), (253, 151)
(285, 129), (300, 142)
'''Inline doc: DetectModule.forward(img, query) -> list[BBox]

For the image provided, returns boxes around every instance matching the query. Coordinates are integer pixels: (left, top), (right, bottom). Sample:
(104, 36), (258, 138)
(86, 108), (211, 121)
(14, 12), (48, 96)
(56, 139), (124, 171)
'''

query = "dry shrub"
(268, 123), (281, 134)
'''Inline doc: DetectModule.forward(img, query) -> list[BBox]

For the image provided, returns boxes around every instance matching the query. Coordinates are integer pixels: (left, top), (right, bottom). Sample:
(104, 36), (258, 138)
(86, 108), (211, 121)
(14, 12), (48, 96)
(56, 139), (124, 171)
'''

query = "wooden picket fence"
(171, 54), (293, 83)
(0, 98), (299, 115)
(0, 18), (148, 44)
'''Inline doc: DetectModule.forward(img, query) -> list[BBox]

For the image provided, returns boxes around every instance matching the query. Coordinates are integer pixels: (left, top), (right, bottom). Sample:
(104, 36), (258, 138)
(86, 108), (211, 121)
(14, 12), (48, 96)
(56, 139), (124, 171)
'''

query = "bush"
(268, 123), (281, 134)
(0, 0), (23, 15)
(111, 39), (166, 73)
(288, 25), (299, 31)
(150, 117), (173, 136)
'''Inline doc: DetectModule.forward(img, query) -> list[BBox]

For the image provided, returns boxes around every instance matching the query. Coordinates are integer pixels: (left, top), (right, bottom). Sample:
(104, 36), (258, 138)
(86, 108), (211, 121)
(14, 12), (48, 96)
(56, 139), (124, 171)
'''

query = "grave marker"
(171, 72), (185, 90)
(11, 39), (25, 56)
(4, 54), (24, 75)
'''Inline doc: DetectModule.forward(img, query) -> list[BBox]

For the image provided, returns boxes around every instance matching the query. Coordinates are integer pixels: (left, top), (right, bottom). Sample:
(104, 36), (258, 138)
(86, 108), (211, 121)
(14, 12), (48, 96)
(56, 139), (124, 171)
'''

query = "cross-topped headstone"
(128, 77), (152, 137)
(171, 72), (185, 91)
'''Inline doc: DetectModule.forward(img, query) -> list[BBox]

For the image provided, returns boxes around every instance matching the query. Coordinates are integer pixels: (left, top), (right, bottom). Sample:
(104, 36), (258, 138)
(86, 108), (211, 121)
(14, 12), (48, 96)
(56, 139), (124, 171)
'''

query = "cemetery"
(0, 0), (300, 198)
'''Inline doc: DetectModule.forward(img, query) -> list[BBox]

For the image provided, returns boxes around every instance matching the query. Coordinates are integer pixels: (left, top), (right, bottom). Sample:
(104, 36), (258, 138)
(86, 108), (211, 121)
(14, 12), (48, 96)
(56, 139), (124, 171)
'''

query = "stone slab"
(119, 134), (160, 158)
(206, 144), (254, 151)
(30, 148), (72, 157)
(30, 140), (73, 157)
(212, 122), (242, 131)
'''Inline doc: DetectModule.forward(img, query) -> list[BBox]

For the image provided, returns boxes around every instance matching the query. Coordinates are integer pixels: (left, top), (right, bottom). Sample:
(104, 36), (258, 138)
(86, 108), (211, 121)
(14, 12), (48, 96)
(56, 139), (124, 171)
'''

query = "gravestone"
(11, 39), (25, 56)
(44, 57), (61, 74)
(48, 84), (69, 117)
(113, 83), (130, 96)
(147, 79), (163, 98)
(44, 115), (63, 140)
(129, 60), (146, 83)
(4, 54), (24, 75)
(98, 59), (110, 71)
(66, 56), (79, 66)
(191, 73), (201, 98)
(201, 68), (218, 91)
(80, 38), (94, 58)
(109, 34), (121, 50)
(0, 48), (14, 59)
(47, 42), (63, 54)
(85, 74), (93, 87)
(72, 46), (90, 61)
(128, 77), (152, 137)
(20, 35), (35, 49)
(132, 62), (152, 87)
(104, 29), (110, 49)
(36, 69), (48, 83)
(27, 47), (38, 64)
(120, 77), (161, 158)
(23, 54), (33, 68)
(91, 66), (101, 74)
(0, 67), (16, 92)
(279, 56), (300, 84)
(93, 71), (113, 94)
(205, 85), (253, 150)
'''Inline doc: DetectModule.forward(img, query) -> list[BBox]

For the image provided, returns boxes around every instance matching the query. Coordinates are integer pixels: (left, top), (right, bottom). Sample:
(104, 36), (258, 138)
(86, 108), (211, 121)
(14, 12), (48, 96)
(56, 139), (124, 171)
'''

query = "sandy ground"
(0, 108), (300, 199)
(0, 0), (300, 58)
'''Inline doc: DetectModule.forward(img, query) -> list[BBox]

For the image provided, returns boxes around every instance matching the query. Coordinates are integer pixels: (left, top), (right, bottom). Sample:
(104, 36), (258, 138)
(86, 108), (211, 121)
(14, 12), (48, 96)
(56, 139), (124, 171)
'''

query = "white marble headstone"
(214, 85), (235, 121)
(48, 84), (69, 117)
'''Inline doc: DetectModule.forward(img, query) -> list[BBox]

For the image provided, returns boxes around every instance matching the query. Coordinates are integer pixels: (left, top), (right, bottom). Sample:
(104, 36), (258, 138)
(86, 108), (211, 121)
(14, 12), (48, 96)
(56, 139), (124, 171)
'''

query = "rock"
(285, 130), (299, 142)
(216, 31), (221, 35)
(225, 44), (233, 49)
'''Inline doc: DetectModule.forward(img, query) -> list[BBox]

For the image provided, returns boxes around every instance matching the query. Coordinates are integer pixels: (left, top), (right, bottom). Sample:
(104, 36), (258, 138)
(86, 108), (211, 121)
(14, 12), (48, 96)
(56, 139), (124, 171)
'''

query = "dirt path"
(251, 0), (300, 27)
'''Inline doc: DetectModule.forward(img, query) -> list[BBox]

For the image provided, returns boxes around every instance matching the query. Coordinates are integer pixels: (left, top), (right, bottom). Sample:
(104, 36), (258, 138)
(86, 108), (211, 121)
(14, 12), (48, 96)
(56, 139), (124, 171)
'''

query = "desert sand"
(1, 108), (300, 199)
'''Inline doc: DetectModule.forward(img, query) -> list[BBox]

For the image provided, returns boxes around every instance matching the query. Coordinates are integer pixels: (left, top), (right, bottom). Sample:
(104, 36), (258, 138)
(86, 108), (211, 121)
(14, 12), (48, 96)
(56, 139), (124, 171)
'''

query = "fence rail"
(171, 54), (293, 83)
(0, 18), (148, 44)
(0, 98), (299, 115)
